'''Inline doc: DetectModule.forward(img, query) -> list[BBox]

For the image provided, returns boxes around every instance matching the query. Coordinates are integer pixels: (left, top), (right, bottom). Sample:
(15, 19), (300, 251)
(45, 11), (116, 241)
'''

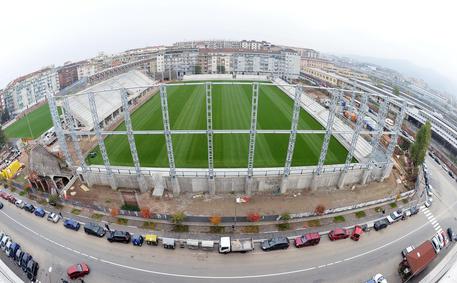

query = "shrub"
(48, 194), (59, 205)
(142, 221), (155, 229)
(307, 220), (321, 227)
(333, 216), (345, 223)
(247, 212), (261, 222)
(390, 202), (398, 208)
(171, 211), (186, 224)
(277, 222), (291, 231)
(209, 226), (225, 233)
(209, 215), (222, 226)
(314, 204), (326, 215)
(19, 191), (26, 196)
(355, 211), (366, 218)
(374, 207), (382, 213)
(116, 218), (128, 225)
(121, 204), (140, 211)
(280, 212), (291, 221)
(91, 213), (103, 220)
(71, 208), (81, 215)
(241, 225), (259, 233)
(110, 207), (120, 217)
(140, 207), (151, 219)
(172, 224), (189, 232)
(402, 198), (409, 204)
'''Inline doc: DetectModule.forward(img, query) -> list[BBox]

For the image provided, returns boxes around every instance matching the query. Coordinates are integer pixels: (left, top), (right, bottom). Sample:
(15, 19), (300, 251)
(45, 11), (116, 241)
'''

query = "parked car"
(107, 230), (131, 243)
(15, 199), (25, 208)
(387, 209), (403, 223)
(132, 234), (144, 246)
(294, 232), (321, 248)
(409, 206), (419, 215)
(425, 198), (433, 208)
(402, 245), (415, 257)
(14, 248), (22, 261)
(431, 236), (441, 254)
(0, 234), (11, 250)
(64, 219), (80, 231)
(0, 201), (3, 209)
(328, 228), (350, 241)
(351, 225), (363, 241)
(261, 237), (290, 251)
(16, 250), (24, 266)
(34, 207), (46, 217)
(26, 259), (39, 281)
(426, 185), (433, 197)
(447, 227), (455, 242)
(67, 263), (90, 279)
(372, 273), (388, 283)
(437, 232), (446, 248)
(8, 243), (20, 258)
(47, 212), (61, 223)
(83, 222), (106, 237)
(4, 240), (12, 255)
(374, 219), (389, 231)
(7, 195), (17, 204)
(20, 253), (32, 272)
(0, 192), (9, 200)
(24, 203), (35, 213)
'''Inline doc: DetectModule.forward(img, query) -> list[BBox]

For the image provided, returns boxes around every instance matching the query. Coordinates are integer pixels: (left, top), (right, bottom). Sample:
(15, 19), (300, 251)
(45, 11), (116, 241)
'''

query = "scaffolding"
(47, 80), (406, 194)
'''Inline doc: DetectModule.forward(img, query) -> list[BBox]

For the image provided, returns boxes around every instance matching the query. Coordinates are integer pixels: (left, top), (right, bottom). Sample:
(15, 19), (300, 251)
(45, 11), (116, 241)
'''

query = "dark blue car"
(132, 234), (144, 246)
(34, 207), (46, 217)
(63, 219), (80, 231)
(8, 242), (20, 258)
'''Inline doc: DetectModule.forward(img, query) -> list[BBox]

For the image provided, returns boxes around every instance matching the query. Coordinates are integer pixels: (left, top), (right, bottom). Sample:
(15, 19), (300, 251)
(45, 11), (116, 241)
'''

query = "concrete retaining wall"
(80, 165), (386, 194)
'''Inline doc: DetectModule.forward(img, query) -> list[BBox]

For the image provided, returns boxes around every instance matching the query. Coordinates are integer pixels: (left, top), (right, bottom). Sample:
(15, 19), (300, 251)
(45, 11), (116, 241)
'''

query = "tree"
(209, 215), (222, 226)
(0, 110), (10, 123)
(410, 121), (432, 167)
(247, 212), (261, 222)
(0, 127), (5, 150)
(194, 65), (202, 74)
(171, 211), (186, 224)
(393, 86), (400, 96)
(110, 207), (120, 217)
(314, 204), (326, 215)
(140, 207), (151, 219)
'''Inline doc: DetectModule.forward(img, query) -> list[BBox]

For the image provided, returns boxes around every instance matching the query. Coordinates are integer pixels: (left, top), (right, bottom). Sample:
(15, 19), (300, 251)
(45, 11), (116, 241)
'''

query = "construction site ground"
(65, 168), (405, 217)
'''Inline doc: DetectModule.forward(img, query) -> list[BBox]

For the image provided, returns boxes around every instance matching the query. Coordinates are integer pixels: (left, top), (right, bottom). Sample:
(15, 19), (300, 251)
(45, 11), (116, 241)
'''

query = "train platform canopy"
(66, 70), (155, 130)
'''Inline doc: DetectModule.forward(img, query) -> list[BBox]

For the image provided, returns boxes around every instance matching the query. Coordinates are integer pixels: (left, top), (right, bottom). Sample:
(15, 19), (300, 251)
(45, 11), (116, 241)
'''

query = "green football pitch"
(87, 83), (353, 168)
(4, 103), (55, 139)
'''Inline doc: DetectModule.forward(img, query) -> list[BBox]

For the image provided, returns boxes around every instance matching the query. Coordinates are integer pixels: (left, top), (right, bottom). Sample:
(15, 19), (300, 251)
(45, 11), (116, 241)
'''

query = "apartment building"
(3, 67), (60, 114)
(57, 62), (82, 90)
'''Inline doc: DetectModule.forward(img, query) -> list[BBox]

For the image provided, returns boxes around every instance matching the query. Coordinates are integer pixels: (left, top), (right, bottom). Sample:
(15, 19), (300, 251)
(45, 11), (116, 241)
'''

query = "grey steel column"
(280, 85), (302, 194)
(316, 90), (341, 175)
(121, 89), (148, 192)
(46, 91), (73, 166)
(337, 92), (368, 189)
(382, 100), (407, 179)
(247, 82), (259, 178)
(62, 98), (87, 172)
(88, 92), (117, 190)
(205, 82), (214, 179)
(362, 96), (389, 184)
(159, 84), (180, 195)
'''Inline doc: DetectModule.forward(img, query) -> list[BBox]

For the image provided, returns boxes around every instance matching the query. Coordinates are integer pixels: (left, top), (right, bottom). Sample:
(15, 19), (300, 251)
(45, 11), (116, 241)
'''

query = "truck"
(398, 240), (437, 282)
(218, 237), (254, 254)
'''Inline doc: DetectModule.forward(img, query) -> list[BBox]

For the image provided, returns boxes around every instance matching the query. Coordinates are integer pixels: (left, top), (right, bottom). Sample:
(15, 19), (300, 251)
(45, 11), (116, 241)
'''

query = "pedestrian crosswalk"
(421, 206), (443, 233)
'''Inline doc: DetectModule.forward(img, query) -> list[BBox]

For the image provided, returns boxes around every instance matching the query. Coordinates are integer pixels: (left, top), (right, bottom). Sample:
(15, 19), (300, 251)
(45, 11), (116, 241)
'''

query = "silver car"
(47, 212), (61, 223)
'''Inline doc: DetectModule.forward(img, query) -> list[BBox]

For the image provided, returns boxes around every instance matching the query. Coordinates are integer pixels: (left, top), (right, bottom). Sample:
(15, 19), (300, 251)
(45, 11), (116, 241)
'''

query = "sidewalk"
(423, 244), (457, 282)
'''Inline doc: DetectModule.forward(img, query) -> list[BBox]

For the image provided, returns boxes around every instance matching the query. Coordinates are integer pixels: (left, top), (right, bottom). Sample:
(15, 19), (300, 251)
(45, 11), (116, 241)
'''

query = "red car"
(7, 195), (16, 204)
(67, 263), (90, 279)
(350, 225), (363, 241)
(0, 192), (8, 199)
(328, 228), (350, 241)
(294, 232), (321, 248)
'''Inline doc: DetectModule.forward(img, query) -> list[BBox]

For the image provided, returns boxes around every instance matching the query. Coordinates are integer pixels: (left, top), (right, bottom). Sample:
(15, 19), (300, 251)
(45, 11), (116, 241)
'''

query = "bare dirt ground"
(65, 168), (405, 216)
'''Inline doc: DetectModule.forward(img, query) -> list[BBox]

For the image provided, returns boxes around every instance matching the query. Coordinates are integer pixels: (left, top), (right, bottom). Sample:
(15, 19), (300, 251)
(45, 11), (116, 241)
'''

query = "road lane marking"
(1, 201), (456, 280)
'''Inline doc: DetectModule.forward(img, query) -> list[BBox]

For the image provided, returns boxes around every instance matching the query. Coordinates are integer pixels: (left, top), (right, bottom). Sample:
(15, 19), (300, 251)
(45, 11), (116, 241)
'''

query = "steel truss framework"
(49, 81), (406, 181)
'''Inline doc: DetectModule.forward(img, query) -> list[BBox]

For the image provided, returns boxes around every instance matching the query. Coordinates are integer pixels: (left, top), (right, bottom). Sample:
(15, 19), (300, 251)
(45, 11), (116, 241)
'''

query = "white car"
(387, 210), (403, 223)
(436, 233), (445, 248)
(0, 235), (10, 251)
(15, 199), (25, 209)
(373, 273), (388, 283)
(47, 212), (61, 223)
(4, 240), (12, 255)
(425, 197), (433, 207)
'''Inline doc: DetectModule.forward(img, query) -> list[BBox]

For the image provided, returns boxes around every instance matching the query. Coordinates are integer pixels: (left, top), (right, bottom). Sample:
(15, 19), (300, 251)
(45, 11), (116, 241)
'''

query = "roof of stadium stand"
(67, 70), (155, 130)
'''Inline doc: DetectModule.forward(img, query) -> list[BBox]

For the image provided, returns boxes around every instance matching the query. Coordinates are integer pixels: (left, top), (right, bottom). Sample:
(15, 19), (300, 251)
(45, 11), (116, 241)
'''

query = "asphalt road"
(0, 156), (456, 283)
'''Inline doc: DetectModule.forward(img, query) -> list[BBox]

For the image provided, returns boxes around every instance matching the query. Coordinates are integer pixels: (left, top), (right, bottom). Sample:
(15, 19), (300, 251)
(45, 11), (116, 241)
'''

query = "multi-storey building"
(3, 67), (60, 114)
(173, 40), (240, 50)
(57, 62), (82, 90)
(77, 61), (99, 80)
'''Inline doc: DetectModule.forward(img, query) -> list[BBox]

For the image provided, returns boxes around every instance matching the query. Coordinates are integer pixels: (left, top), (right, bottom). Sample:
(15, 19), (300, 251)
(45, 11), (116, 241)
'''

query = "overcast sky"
(1, 0), (456, 91)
